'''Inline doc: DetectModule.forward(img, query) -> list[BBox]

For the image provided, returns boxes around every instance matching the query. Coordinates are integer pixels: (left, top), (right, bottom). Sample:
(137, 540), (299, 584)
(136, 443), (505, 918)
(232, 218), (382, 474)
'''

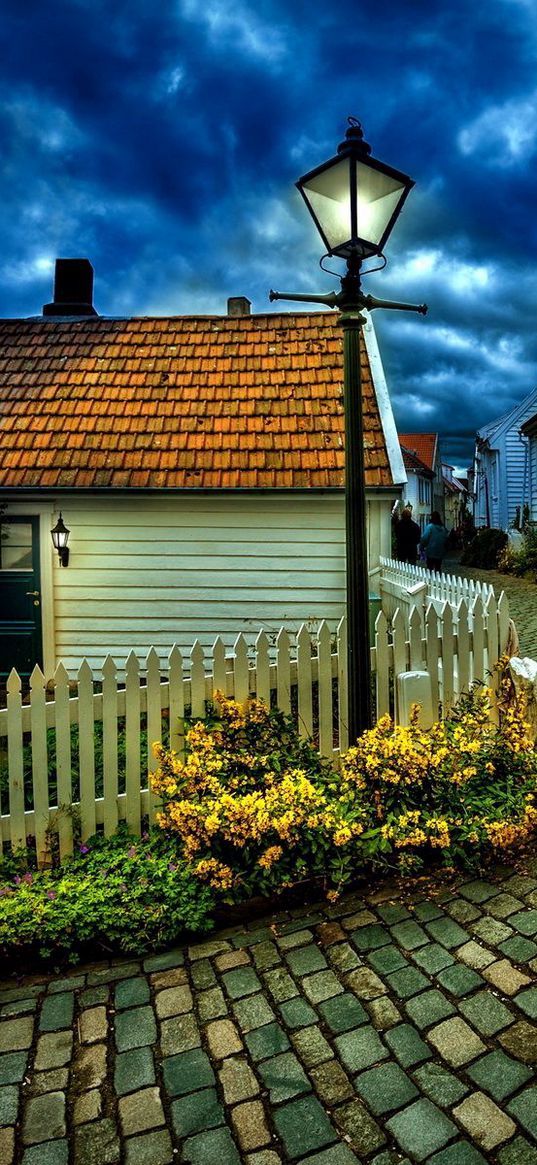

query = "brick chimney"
(43, 259), (97, 316)
(227, 296), (251, 317)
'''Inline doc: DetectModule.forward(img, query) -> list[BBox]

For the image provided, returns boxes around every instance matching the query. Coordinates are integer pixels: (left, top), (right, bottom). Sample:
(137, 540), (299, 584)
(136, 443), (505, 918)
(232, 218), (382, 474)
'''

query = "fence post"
(102, 655), (119, 837)
(54, 661), (73, 860)
(276, 628), (291, 715)
(30, 664), (50, 869)
(146, 647), (162, 822)
(168, 645), (184, 757)
(255, 631), (271, 706)
(7, 668), (25, 854)
(125, 651), (141, 835)
(78, 659), (96, 842)
(297, 624), (313, 740)
(317, 621), (333, 759)
(337, 616), (349, 751)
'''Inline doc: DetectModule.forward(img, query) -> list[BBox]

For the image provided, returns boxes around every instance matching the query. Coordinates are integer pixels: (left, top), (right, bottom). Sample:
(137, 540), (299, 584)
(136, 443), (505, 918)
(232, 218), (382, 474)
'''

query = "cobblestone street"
(5, 864), (537, 1163)
(447, 558), (537, 661)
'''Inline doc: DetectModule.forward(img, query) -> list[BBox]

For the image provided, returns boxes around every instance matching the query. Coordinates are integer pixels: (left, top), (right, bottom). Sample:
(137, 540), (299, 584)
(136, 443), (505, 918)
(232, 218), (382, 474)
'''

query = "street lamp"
(270, 119), (426, 743)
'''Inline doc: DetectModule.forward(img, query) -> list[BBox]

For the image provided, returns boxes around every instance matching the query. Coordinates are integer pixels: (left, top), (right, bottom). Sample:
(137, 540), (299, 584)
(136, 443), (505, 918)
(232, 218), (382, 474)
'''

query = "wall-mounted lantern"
(51, 512), (70, 567)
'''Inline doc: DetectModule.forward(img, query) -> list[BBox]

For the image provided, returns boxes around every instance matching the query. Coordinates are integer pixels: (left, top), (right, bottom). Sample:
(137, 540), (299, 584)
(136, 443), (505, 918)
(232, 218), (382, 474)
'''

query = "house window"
(418, 478), (430, 505)
(0, 522), (33, 570)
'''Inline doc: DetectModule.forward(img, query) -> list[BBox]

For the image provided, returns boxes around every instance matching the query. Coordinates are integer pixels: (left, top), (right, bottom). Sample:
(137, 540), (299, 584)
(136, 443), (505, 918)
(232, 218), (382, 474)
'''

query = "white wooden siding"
(506, 429), (529, 527)
(48, 493), (391, 674)
(529, 437), (537, 521)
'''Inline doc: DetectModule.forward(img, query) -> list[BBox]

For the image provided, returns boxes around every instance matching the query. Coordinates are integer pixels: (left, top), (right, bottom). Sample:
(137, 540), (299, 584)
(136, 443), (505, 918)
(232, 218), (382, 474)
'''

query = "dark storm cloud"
(1, 0), (537, 467)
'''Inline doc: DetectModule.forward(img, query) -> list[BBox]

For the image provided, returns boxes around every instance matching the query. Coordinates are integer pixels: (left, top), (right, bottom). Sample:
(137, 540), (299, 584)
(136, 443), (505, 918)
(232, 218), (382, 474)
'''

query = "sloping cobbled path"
(447, 558), (537, 661)
(5, 867), (537, 1162)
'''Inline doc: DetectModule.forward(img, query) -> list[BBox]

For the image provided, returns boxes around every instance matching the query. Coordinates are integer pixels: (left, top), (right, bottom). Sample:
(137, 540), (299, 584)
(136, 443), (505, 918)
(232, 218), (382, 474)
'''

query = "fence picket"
(392, 609), (407, 723)
(337, 616), (348, 752)
(6, 669), (25, 853)
(426, 604), (440, 716)
(168, 645), (184, 756)
(102, 655), (118, 837)
(457, 599), (470, 696)
(54, 662), (73, 860)
(317, 621), (333, 758)
(255, 631), (271, 706)
(297, 624), (313, 740)
(30, 665), (49, 868)
(498, 591), (510, 655)
(409, 606), (423, 670)
(471, 595), (485, 685)
(78, 659), (96, 841)
(190, 641), (206, 718)
(441, 603), (455, 715)
(375, 610), (390, 719)
(212, 637), (227, 699)
(485, 591), (500, 720)
(233, 634), (250, 706)
(125, 651), (141, 834)
(146, 648), (161, 822)
(276, 628), (291, 715)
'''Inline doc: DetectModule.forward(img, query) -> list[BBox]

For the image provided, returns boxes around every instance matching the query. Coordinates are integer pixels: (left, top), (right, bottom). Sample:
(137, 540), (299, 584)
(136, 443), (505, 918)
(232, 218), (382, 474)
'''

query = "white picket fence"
(0, 595), (511, 867)
(379, 555), (495, 624)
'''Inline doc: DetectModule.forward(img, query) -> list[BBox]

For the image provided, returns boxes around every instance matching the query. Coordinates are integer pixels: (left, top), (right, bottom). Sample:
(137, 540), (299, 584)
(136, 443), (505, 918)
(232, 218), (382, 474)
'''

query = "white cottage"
(0, 260), (406, 679)
(474, 387), (537, 529)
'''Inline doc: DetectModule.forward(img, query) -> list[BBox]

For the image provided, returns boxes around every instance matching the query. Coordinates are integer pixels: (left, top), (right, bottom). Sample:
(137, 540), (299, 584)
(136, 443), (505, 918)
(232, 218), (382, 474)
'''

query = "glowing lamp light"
(51, 512), (70, 567)
(295, 119), (414, 261)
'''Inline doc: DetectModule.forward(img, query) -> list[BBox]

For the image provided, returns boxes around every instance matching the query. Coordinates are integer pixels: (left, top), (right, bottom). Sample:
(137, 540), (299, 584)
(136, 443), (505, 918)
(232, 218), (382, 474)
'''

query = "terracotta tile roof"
(0, 312), (394, 491)
(399, 443), (433, 477)
(398, 432), (438, 474)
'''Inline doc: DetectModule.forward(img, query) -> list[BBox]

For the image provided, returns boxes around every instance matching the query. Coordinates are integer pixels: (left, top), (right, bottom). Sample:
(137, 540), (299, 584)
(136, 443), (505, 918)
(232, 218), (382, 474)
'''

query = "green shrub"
(0, 827), (214, 967)
(499, 527), (537, 582)
(460, 527), (508, 569)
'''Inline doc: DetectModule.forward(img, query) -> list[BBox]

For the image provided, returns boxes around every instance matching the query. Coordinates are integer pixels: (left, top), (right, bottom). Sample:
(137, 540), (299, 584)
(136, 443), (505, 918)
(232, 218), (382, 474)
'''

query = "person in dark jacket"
(420, 511), (449, 571)
(395, 507), (421, 564)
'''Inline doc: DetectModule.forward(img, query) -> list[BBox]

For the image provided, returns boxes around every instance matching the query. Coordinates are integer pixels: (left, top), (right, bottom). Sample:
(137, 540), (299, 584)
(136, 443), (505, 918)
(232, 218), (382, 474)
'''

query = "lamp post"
(270, 119), (426, 743)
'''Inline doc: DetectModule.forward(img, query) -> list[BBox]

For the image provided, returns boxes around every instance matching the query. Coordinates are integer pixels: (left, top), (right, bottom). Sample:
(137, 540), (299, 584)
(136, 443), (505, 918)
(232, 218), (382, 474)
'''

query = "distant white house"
(473, 387), (537, 529)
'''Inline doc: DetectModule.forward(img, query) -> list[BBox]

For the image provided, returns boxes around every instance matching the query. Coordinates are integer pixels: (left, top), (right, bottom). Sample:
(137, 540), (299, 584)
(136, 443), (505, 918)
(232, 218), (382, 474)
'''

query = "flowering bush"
(153, 680), (537, 895)
(341, 674), (537, 874)
(152, 696), (366, 901)
(0, 828), (213, 967)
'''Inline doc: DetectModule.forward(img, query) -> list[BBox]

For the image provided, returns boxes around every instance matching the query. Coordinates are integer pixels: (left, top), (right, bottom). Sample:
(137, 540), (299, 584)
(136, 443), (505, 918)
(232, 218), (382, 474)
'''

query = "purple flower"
(127, 847), (136, 858)
(79, 844), (89, 855)
(142, 831), (149, 841)
(47, 889), (57, 900)
(0, 887), (12, 897)
(14, 875), (21, 885)
(119, 883), (127, 892)
(168, 862), (177, 872)
(22, 873), (33, 884)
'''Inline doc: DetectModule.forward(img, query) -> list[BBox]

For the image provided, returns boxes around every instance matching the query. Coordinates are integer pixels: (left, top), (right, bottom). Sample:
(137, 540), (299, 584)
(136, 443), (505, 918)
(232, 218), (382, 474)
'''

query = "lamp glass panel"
(300, 157), (352, 252)
(355, 161), (407, 246)
(51, 525), (69, 550)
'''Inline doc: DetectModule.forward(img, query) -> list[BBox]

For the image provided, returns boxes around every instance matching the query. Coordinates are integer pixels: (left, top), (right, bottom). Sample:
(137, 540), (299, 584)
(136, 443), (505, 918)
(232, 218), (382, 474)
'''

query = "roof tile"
(0, 312), (393, 490)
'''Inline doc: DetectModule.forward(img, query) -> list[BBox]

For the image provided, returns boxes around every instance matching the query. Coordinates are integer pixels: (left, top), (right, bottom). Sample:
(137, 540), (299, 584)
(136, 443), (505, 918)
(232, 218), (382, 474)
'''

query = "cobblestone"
(6, 862), (537, 1162)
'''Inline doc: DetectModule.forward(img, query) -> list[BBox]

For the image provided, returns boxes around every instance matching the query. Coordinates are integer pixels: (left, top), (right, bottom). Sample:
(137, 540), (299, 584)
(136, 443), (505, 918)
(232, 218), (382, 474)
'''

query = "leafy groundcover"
(2, 666), (537, 970)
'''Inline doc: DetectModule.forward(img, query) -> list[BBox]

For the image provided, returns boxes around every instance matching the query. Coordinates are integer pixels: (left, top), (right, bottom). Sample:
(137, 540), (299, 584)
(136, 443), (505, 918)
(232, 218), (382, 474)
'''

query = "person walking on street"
(421, 511), (449, 572)
(395, 506), (421, 565)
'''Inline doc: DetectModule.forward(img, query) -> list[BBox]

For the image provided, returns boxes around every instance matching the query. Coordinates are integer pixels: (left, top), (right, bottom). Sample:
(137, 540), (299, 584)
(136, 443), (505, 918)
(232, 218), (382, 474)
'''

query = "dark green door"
(0, 517), (43, 680)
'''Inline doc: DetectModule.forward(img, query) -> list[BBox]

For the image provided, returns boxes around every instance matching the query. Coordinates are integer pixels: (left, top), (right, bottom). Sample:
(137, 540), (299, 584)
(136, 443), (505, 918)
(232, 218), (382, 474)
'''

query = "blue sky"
(2, 0), (536, 468)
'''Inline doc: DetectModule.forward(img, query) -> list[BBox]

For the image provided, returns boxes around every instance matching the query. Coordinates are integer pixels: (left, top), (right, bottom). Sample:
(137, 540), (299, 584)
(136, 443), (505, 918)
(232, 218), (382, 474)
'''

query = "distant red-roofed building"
(0, 261), (406, 678)
(397, 433), (444, 530)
